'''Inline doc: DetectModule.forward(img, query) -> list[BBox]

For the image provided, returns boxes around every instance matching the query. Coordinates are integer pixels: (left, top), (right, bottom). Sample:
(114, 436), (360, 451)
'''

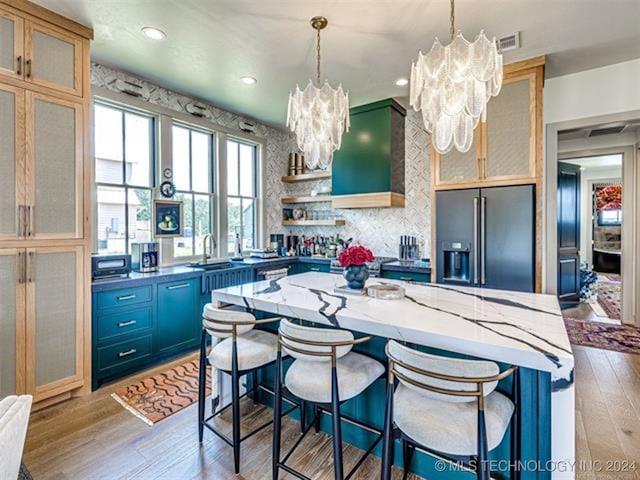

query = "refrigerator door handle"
(481, 196), (487, 285)
(473, 197), (479, 285)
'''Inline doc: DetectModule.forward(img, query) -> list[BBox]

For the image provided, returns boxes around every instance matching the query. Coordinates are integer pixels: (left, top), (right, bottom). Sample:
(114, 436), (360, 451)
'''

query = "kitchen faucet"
(202, 233), (216, 263)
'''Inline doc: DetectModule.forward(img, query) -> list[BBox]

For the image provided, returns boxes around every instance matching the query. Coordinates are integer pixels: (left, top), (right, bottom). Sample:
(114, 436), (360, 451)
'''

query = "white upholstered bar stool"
(272, 319), (385, 480)
(381, 340), (520, 480)
(0, 395), (32, 480)
(198, 304), (288, 475)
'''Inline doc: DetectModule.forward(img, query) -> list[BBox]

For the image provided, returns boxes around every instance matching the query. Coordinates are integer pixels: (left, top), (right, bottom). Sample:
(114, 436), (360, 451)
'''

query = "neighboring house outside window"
(171, 124), (215, 260)
(227, 139), (258, 255)
(94, 103), (154, 254)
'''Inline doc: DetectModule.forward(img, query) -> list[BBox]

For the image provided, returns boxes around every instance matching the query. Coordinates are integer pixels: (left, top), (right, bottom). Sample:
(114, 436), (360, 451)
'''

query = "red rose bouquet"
(338, 245), (374, 268)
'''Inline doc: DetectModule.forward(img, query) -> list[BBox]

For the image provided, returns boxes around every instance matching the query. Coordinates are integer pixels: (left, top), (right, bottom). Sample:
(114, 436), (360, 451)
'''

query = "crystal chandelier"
(287, 16), (349, 171)
(410, 0), (503, 154)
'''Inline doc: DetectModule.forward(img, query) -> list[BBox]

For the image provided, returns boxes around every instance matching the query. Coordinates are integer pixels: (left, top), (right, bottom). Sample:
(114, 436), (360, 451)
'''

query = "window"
(172, 124), (215, 259)
(226, 139), (257, 254)
(94, 103), (154, 254)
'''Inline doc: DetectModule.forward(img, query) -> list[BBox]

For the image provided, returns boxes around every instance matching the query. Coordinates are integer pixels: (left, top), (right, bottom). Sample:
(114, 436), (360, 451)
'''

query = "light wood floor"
(23, 346), (640, 479)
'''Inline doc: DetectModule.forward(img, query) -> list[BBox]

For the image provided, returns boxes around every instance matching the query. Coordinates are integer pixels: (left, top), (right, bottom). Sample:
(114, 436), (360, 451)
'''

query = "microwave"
(91, 254), (131, 280)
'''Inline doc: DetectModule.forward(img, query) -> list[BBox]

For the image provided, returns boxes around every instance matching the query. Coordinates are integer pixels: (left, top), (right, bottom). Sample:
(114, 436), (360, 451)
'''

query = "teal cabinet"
(297, 262), (330, 274)
(332, 99), (406, 208)
(156, 278), (199, 355)
(381, 270), (430, 283)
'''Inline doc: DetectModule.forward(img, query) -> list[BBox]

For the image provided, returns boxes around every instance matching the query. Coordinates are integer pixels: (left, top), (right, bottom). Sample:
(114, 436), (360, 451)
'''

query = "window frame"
(170, 121), (217, 262)
(93, 100), (156, 255)
(93, 86), (266, 265)
(226, 137), (259, 255)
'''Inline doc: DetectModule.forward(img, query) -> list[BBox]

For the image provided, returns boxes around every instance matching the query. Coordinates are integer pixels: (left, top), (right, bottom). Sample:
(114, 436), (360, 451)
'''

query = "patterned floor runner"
(112, 359), (210, 425)
(596, 278), (622, 320)
(564, 317), (640, 354)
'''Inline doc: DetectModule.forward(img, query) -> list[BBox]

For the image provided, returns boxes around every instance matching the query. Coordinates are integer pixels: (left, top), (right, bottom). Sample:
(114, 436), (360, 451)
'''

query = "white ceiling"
(563, 154), (623, 169)
(33, 0), (640, 127)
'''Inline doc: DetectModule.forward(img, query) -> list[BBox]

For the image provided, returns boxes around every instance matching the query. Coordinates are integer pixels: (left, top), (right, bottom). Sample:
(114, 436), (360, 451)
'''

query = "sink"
(187, 259), (233, 271)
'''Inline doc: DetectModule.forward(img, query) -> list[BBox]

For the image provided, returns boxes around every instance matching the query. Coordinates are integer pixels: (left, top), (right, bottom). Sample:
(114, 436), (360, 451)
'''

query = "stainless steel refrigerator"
(435, 185), (535, 292)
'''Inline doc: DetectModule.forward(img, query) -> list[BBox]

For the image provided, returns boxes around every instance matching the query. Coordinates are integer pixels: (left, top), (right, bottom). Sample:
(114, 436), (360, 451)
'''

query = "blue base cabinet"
(380, 269), (431, 283)
(156, 278), (200, 355)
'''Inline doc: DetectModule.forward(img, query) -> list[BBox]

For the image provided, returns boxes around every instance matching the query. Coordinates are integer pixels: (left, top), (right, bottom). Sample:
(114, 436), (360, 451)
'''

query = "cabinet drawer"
(98, 335), (152, 371)
(97, 285), (152, 310)
(381, 270), (430, 283)
(97, 307), (152, 342)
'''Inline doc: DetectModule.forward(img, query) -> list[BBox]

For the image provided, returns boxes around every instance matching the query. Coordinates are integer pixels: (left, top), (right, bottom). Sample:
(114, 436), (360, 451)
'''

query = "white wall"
(542, 58), (640, 297)
(544, 58), (640, 125)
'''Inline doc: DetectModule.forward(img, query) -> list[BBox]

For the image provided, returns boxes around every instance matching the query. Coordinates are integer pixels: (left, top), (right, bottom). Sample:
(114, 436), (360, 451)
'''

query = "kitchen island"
(211, 272), (574, 480)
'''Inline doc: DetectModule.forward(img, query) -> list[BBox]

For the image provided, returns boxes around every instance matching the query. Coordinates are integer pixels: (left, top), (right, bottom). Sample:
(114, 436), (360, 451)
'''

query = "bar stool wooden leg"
(198, 329), (207, 443)
(381, 377), (395, 480)
(330, 366), (344, 480)
(272, 350), (283, 480)
(231, 340), (241, 474)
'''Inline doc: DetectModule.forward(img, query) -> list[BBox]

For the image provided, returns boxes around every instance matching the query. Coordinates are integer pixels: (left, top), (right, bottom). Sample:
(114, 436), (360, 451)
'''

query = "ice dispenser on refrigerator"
(442, 242), (470, 283)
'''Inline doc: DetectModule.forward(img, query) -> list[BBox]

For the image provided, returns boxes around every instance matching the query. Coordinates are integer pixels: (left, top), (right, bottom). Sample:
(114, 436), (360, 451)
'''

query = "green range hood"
(331, 98), (406, 209)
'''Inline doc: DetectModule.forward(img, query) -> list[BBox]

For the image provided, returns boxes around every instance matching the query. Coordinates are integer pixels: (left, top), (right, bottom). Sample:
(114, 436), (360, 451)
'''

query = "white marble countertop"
(212, 272), (574, 384)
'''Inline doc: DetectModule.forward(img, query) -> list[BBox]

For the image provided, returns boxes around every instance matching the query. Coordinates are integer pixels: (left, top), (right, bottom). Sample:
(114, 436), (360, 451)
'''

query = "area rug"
(596, 279), (621, 320)
(564, 317), (640, 354)
(112, 359), (210, 426)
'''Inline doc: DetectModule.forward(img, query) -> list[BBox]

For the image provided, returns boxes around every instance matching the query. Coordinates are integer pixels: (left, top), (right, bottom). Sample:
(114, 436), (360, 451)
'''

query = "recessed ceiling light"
(395, 78), (409, 86)
(240, 76), (257, 85)
(141, 27), (166, 40)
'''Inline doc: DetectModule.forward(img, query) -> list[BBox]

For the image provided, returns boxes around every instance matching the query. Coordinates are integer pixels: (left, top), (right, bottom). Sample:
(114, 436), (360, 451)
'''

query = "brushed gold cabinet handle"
(25, 59), (32, 78)
(16, 56), (22, 76)
(118, 349), (137, 358)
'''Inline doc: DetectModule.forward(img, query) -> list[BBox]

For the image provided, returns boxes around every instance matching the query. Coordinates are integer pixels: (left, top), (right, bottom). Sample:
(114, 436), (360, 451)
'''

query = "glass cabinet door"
(483, 74), (536, 180)
(25, 21), (82, 96)
(0, 7), (24, 79)
(0, 84), (25, 240)
(434, 128), (481, 185)
(0, 249), (26, 397)
(26, 246), (83, 400)
(26, 92), (83, 239)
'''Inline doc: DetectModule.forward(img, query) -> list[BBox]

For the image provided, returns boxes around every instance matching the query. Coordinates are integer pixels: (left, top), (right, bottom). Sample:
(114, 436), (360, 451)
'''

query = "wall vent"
(588, 125), (626, 137)
(497, 32), (520, 52)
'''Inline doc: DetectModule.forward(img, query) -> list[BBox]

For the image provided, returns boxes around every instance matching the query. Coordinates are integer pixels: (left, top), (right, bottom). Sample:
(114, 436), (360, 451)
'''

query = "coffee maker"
(131, 242), (159, 273)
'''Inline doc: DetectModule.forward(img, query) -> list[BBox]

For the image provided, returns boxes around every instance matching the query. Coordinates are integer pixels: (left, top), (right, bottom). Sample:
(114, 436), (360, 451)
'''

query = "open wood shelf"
(281, 171), (331, 183)
(281, 195), (333, 204)
(282, 219), (345, 227)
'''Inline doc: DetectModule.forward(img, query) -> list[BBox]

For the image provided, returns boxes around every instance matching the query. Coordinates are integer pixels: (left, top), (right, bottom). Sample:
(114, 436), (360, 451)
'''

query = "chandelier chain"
(450, 0), (455, 41)
(316, 27), (321, 85)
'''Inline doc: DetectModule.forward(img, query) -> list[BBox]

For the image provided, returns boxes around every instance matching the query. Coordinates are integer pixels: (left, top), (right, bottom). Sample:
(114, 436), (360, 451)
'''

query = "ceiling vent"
(497, 32), (520, 52)
(186, 103), (209, 118)
(588, 125), (626, 137)
(113, 79), (148, 98)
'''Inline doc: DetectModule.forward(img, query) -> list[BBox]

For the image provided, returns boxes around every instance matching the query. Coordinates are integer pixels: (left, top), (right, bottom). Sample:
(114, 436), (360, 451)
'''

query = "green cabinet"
(332, 99), (406, 208)
(156, 278), (199, 355)
(297, 262), (330, 274)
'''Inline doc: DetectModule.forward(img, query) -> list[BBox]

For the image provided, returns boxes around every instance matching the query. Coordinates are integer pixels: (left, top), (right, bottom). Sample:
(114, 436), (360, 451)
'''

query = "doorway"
(559, 153), (623, 323)
(546, 117), (639, 326)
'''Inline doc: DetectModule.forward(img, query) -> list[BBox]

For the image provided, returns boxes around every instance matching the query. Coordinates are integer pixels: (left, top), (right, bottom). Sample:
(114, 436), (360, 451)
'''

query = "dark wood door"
(557, 162), (581, 307)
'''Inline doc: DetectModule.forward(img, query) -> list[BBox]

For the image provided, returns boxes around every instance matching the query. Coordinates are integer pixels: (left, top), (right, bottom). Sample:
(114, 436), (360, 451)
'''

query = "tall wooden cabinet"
(0, 0), (92, 407)
(432, 57), (543, 190)
(430, 56), (545, 292)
